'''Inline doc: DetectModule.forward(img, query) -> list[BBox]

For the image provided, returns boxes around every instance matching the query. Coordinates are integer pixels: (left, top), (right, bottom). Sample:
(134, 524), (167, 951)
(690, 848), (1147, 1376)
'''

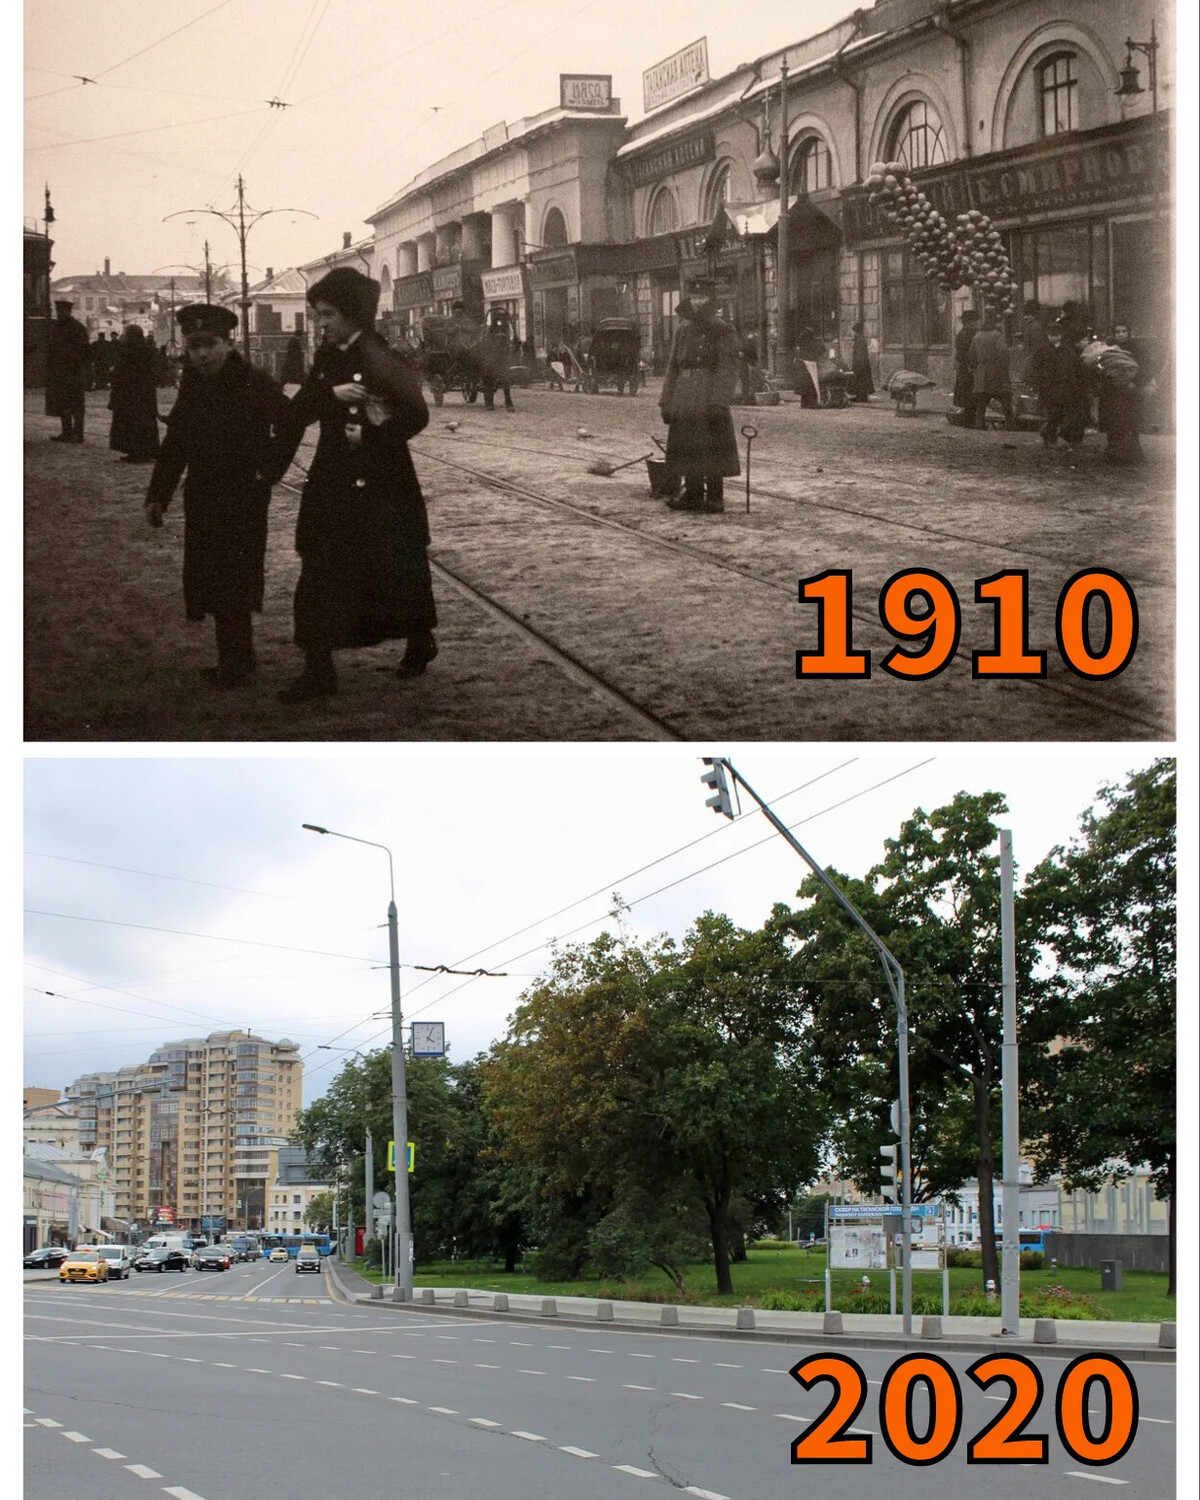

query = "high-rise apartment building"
(63, 1030), (302, 1234)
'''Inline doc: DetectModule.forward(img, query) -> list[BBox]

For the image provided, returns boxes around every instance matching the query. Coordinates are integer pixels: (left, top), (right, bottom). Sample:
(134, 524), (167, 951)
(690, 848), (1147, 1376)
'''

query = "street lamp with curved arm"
(165, 175), (317, 356)
(302, 822), (411, 1299)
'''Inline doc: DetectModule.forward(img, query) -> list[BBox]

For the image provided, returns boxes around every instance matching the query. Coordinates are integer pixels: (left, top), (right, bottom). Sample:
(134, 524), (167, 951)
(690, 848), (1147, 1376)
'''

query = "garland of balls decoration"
(865, 160), (1018, 314)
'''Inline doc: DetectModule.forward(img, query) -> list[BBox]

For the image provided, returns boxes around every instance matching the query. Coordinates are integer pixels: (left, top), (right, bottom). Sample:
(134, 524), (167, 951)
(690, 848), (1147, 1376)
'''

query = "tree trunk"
(1165, 1153), (1175, 1298)
(974, 1081), (999, 1293)
(705, 1172), (735, 1295)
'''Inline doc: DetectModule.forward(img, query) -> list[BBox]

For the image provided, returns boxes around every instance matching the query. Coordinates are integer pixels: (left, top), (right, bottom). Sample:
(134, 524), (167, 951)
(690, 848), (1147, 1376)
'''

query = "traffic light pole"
(701, 759), (914, 1334)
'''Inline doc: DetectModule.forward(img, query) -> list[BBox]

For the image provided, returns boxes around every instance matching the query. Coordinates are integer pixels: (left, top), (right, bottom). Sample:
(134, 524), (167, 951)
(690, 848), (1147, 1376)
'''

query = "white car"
(88, 1245), (134, 1280)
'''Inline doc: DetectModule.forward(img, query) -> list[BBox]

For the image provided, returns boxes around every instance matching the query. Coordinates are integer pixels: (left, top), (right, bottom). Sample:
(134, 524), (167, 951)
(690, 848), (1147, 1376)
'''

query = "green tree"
(776, 791), (1042, 1292)
(484, 915), (824, 1295)
(1022, 759), (1176, 1293)
(303, 1190), (335, 1233)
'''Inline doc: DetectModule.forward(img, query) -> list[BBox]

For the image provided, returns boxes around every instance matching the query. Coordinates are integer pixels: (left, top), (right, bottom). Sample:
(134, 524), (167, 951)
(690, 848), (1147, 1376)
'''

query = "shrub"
(758, 1287), (825, 1312)
(1020, 1251), (1044, 1270)
(946, 1248), (983, 1269)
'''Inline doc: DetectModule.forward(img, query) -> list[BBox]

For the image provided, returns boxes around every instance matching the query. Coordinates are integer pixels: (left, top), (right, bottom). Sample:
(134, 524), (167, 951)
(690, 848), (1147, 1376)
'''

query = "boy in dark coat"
(45, 300), (92, 441)
(270, 267), (437, 702)
(144, 304), (288, 687)
(659, 279), (740, 513)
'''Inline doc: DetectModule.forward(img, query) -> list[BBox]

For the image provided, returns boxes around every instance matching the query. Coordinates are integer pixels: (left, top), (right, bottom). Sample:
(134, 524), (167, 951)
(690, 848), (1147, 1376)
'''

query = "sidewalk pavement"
(322, 1263), (1174, 1362)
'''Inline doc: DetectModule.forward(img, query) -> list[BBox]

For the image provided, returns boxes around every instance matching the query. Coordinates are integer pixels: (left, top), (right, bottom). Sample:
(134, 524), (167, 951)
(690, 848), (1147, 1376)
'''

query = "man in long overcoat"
(45, 299), (91, 441)
(659, 279), (740, 513)
(951, 308), (979, 416)
(108, 325), (161, 463)
(270, 267), (437, 702)
(144, 303), (288, 687)
(968, 309), (1013, 429)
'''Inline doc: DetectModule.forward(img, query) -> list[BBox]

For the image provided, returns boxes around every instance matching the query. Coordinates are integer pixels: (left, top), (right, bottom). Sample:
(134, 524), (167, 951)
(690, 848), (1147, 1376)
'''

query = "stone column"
(491, 208), (517, 268)
(416, 234), (435, 272)
(397, 242), (418, 277)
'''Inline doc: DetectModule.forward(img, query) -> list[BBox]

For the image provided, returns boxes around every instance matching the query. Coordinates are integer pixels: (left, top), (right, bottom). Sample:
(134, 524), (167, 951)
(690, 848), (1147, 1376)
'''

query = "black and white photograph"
(22, 0), (1179, 741)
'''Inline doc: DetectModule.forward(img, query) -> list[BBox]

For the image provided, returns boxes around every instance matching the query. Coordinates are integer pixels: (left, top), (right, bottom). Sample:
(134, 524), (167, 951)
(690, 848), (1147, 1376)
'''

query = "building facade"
(63, 1030), (302, 1236)
(366, 96), (629, 345)
(267, 1146), (332, 1234)
(615, 0), (1171, 386)
(50, 261), (226, 347)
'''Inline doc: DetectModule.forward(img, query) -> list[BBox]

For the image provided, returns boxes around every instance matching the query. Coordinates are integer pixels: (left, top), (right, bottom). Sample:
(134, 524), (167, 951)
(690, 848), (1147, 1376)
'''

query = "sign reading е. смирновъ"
(627, 130), (716, 189)
(643, 37), (709, 114)
(841, 115), (1164, 247)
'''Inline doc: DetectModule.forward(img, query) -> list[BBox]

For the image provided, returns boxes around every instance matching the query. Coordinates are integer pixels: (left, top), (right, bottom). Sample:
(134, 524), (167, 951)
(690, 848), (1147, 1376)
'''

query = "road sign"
(386, 1141), (415, 1173)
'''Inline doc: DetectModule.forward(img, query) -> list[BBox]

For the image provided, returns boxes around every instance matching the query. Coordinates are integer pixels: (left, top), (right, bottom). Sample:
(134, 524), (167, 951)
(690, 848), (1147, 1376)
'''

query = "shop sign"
(643, 37), (709, 114)
(561, 74), (612, 111)
(628, 129), (715, 189)
(842, 116), (1163, 247)
(481, 265), (526, 300)
(394, 272), (433, 310)
(432, 265), (463, 298)
(529, 251), (578, 287)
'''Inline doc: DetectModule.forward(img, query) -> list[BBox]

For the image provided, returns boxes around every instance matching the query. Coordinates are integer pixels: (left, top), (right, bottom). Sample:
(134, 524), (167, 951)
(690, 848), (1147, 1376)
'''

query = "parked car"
(90, 1245), (134, 1280)
(134, 1247), (191, 1273)
(24, 1246), (69, 1269)
(294, 1247), (322, 1274)
(193, 1247), (232, 1272)
(59, 1249), (109, 1284)
(268, 1247), (291, 1264)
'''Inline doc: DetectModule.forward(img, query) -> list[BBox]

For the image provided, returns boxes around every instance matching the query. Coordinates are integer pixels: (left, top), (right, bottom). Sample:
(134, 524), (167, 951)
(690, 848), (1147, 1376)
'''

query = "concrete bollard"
(735, 1307), (755, 1330)
(369, 1284), (383, 1300)
(920, 1316), (943, 1339)
(390, 1286), (408, 1303)
(453, 1290), (469, 1308)
(492, 1293), (509, 1312)
(540, 1298), (558, 1317)
(1033, 1319), (1057, 1344)
(1159, 1322), (1176, 1348)
(823, 1311), (843, 1335)
(660, 1305), (679, 1325)
(596, 1300), (613, 1321)
(418, 1287), (436, 1305)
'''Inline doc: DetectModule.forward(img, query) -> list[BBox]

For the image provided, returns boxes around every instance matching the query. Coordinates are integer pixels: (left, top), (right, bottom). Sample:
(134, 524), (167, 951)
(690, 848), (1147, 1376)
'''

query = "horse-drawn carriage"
(417, 311), (514, 408)
(578, 318), (642, 395)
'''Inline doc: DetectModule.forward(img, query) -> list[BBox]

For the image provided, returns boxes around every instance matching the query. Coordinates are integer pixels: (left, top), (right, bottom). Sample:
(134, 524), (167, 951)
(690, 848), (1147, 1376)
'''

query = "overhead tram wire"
(223, 0), (334, 185)
(290, 761), (864, 1070)
(300, 758), (937, 1079)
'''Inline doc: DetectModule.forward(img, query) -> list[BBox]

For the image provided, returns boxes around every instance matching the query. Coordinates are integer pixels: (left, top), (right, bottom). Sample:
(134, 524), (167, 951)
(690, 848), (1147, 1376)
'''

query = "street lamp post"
(303, 824), (413, 1300)
(699, 758), (915, 1334)
(166, 177), (316, 359)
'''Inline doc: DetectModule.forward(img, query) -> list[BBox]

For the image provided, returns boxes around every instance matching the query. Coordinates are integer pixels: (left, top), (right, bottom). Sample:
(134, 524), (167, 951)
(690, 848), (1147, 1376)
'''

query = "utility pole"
(364, 1128), (373, 1261)
(999, 830), (1020, 1336)
(165, 179), (316, 359)
(775, 58), (791, 384)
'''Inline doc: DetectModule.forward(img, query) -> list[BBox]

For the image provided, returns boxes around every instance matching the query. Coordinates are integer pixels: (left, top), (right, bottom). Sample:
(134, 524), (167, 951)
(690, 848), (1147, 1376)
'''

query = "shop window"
(885, 99), (948, 171)
(790, 136), (831, 196)
(542, 208), (569, 249)
(702, 163), (731, 222)
(882, 248), (950, 353)
(647, 189), (679, 237)
(1039, 52), (1077, 137)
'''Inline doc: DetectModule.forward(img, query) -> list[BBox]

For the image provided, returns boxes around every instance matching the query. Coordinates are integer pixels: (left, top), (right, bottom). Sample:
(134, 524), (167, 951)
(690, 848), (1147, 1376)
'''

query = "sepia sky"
(23, 0), (855, 281)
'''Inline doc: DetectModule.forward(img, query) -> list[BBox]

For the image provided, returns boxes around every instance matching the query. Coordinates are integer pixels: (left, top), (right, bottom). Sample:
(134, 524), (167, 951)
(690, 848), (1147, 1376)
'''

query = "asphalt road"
(25, 1259), (1175, 1499)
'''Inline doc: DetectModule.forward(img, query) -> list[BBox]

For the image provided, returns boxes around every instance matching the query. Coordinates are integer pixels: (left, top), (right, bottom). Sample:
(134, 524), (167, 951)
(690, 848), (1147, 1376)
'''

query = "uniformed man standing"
(45, 299), (91, 441)
(144, 303), (288, 687)
(658, 278), (741, 513)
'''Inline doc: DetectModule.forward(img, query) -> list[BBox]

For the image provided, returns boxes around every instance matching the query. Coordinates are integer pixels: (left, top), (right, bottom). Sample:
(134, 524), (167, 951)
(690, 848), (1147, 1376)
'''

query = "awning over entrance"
(726, 196), (841, 249)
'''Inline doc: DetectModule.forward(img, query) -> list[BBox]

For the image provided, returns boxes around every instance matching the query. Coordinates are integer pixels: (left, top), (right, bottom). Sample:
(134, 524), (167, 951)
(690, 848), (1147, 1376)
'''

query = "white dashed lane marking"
(93, 1448), (126, 1460)
(164, 1489), (209, 1500)
(512, 1431), (546, 1442)
(560, 1446), (599, 1458)
(614, 1465), (659, 1479)
(125, 1463), (163, 1478)
(35, 1418), (62, 1428)
(671, 1392), (704, 1400)
(428, 1406), (459, 1415)
(60, 1430), (91, 1442)
(470, 1418), (502, 1428)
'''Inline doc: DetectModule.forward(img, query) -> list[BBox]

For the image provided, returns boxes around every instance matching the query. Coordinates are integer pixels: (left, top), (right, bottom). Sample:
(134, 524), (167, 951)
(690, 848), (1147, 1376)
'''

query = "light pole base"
(390, 1285), (409, 1303)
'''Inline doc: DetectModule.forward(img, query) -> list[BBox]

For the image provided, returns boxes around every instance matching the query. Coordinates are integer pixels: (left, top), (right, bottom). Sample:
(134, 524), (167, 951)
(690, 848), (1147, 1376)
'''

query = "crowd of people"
(952, 298), (1157, 465)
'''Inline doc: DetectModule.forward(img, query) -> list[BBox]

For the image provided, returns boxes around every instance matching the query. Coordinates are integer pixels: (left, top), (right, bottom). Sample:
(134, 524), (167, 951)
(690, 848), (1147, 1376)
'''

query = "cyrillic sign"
(628, 130), (715, 189)
(481, 266), (526, 300)
(643, 37), (709, 113)
(561, 74), (612, 111)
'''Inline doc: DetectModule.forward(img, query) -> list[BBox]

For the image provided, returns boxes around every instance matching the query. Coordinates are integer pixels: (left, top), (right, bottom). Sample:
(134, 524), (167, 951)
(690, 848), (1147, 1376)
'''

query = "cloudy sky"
(23, 0), (855, 279)
(22, 749), (1168, 1107)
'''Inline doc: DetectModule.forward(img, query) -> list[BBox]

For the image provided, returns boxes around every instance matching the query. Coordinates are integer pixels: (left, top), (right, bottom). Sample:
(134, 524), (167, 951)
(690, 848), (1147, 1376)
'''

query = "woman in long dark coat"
(849, 321), (874, 401)
(271, 267), (437, 703)
(108, 326), (162, 462)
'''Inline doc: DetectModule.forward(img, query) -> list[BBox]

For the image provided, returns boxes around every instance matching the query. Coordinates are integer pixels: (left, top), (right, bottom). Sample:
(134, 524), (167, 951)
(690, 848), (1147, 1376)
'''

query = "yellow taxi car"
(59, 1249), (110, 1284)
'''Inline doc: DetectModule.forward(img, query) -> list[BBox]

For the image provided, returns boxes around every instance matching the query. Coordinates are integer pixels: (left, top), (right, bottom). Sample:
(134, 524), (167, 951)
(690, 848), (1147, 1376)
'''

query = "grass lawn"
(357, 1244), (1173, 1322)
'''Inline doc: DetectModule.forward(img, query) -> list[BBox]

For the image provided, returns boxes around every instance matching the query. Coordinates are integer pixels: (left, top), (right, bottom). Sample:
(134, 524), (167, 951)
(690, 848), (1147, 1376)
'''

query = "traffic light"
(879, 1142), (899, 1202)
(700, 758), (734, 819)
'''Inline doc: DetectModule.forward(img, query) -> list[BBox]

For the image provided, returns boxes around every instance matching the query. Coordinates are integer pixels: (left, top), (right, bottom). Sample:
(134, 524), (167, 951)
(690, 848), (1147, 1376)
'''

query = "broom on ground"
(587, 450), (656, 477)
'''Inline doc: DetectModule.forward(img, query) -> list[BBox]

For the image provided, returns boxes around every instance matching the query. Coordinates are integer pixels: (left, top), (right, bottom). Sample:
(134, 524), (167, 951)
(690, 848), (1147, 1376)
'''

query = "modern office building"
(63, 1030), (303, 1235)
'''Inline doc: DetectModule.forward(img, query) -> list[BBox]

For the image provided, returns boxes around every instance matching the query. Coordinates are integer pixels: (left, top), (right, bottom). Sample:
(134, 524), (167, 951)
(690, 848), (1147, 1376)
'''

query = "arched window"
(790, 136), (831, 196)
(886, 99), (948, 170)
(647, 188), (679, 236)
(702, 163), (732, 222)
(542, 208), (569, 249)
(1039, 51), (1077, 136)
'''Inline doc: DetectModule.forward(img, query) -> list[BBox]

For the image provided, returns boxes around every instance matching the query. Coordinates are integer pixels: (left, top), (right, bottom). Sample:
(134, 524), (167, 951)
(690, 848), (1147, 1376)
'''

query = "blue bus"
(1018, 1227), (1055, 1253)
(259, 1233), (333, 1258)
